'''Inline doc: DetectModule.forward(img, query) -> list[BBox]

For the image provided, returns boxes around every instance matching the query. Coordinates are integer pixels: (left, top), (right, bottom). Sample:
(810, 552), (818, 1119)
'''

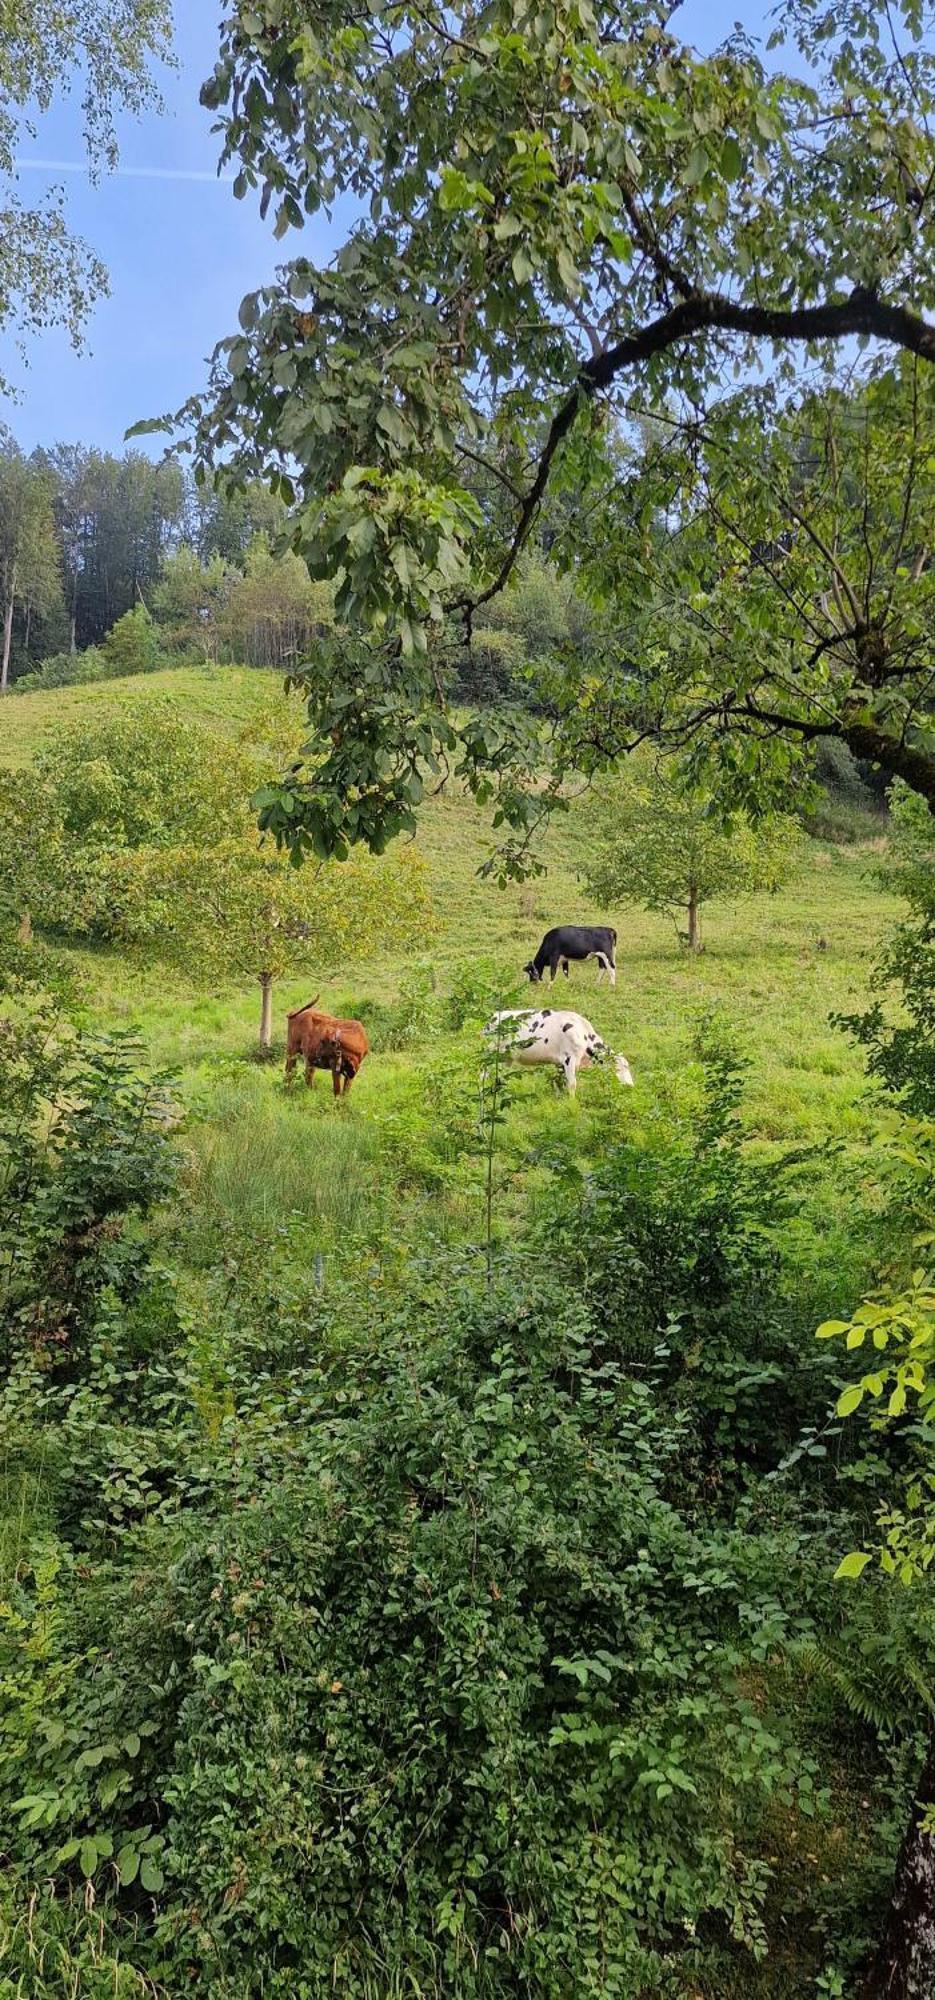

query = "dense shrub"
(0, 1025), (176, 1379)
(1, 1239), (841, 1999)
(100, 605), (164, 677)
(0, 703), (259, 941)
(13, 645), (109, 692)
(532, 1018), (830, 1471)
(837, 782), (935, 1114)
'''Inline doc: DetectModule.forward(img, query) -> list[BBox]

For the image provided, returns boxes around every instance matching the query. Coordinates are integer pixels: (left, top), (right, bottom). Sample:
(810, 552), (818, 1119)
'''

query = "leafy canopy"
(133, 833), (434, 990)
(557, 363), (935, 818)
(166, 0), (935, 872)
(583, 764), (800, 946)
(0, 2), (173, 368)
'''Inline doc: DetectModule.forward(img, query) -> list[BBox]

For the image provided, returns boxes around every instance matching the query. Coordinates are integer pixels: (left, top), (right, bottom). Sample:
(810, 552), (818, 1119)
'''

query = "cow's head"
(523, 960), (541, 982)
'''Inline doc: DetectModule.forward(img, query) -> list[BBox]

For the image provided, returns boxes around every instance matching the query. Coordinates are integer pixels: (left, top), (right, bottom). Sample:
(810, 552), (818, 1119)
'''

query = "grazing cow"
(284, 997), (369, 1097)
(524, 924), (617, 988)
(484, 1008), (634, 1094)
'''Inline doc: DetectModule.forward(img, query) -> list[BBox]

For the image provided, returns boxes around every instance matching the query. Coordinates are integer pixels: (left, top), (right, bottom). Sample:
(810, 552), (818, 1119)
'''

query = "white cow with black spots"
(483, 1007), (634, 1094)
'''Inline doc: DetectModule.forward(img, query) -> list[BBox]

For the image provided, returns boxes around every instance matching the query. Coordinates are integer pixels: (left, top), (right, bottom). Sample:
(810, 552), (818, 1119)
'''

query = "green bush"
(100, 605), (164, 677)
(0, 1024), (177, 1380)
(836, 782), (935, 1114)
(13, 646), (109, 692)
(531, 1016), (830, 1472)
(1, 1250), (835, 1999)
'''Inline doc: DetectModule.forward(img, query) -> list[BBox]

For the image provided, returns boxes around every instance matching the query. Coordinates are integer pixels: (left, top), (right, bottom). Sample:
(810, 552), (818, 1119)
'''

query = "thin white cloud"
(14, 157), (236, 184)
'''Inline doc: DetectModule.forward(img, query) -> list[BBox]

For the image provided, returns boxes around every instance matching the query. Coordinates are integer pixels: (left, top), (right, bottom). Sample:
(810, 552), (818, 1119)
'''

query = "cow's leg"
(304, 1059), (316, 1088)
(608, 958), (617, 989)
(561, 958), (570, 978)
(285, 1048), (297, 1085)
(331, 1064), (342, 1098)
(594, 953), (607, 984)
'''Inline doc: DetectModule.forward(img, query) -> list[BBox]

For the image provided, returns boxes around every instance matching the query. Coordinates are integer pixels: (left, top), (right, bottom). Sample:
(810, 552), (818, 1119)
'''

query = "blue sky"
(0, 2), (771, 457)
(0, 9), (343, 454)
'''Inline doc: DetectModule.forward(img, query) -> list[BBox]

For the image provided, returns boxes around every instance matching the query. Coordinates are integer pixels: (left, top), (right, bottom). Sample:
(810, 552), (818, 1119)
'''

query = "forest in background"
(0, 437), (594, 700)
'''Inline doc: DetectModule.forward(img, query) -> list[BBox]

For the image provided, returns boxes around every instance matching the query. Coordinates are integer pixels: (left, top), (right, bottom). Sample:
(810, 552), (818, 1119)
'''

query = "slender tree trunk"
(1, 587), (14, 693)
(687, 885), (701, 952)
(259, 973), (274, 1050)
(862, 1728), (935, 2000)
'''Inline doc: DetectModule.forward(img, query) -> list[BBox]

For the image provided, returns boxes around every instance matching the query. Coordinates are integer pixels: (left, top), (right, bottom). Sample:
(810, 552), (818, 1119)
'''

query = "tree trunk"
(863, 1727), (935, 1999)
(687, 886), (701, 952)
(259, 973), (274, 1050)
(1, 589), (14, 693)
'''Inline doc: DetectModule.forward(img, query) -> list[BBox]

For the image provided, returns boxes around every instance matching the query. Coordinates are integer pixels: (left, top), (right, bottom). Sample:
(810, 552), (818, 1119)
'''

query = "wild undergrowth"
(0, 978), (930, 2000)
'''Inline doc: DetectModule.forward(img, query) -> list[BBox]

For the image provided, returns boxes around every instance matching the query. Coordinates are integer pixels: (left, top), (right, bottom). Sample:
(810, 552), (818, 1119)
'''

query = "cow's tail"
(287, 994), (321, 1018)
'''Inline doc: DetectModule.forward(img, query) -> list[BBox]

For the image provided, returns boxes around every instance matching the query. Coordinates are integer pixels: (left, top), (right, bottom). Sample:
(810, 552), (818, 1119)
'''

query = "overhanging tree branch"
(463, 285), (935, 616)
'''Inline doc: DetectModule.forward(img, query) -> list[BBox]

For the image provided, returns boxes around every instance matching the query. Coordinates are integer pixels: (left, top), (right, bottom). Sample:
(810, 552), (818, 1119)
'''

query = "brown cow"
(284, 997), (369, 1098)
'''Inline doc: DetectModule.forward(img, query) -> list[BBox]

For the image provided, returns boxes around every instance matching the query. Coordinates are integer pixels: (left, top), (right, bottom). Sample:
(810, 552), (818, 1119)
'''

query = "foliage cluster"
(1, 1019), (918, 1998)
(584, 767), (801, 950)
(0, 0), (171, 375)
(839, 784), (935, 1117)
(0, 701), (435, 1042)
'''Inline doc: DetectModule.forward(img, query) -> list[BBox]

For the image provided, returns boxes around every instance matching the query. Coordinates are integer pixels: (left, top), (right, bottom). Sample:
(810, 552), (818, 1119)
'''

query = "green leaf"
(816, 1319), (850, 1339)
(684, 142), (710, 186)
(835, 1551), (872, 1580)
(836, 1384), (864, 1417)
(80, 1838), (98, 1880)
(140, 1858), (165, 1893)
(720, 136), (743, 181)
(117, 1845), (140, 1886)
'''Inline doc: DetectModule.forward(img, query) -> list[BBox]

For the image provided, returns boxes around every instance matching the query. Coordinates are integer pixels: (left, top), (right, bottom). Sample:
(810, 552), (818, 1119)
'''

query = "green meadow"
(2, 664), (895, 1274)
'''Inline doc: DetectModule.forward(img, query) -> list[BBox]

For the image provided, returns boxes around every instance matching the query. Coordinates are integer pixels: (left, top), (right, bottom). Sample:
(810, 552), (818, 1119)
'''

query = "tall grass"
(186, 1074), (381, 1240)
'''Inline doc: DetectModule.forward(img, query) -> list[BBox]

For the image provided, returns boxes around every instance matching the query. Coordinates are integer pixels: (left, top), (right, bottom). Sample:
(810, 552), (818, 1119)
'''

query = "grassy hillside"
(0, 664), (285, 766)
(4, 665), (896, 1255)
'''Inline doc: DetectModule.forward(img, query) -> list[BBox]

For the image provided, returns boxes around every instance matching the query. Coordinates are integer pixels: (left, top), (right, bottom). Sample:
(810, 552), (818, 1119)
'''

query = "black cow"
(523, 924), (617, 988)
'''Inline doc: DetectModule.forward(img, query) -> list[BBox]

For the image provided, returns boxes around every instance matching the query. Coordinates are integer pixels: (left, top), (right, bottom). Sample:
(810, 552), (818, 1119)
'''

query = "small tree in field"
(100, 604), (162, 678)
(135, 837), (433, 1049)
(584, 769), (800, 952)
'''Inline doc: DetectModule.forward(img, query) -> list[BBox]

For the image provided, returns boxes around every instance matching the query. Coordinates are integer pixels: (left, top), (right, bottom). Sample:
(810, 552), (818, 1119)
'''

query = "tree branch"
(728, 698), (935, 809)
(461, 285), (935, 616)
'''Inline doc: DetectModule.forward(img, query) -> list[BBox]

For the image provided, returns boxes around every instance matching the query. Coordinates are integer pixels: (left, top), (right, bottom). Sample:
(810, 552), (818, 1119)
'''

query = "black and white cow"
(523, 924), (617, 988)
(484, 1009), (634, 1094)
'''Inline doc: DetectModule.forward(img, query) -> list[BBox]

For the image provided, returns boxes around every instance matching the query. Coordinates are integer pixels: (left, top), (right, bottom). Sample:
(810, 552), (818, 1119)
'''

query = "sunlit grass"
(184, 1070), (381, 1241)
(5, 665), (900, 1265)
